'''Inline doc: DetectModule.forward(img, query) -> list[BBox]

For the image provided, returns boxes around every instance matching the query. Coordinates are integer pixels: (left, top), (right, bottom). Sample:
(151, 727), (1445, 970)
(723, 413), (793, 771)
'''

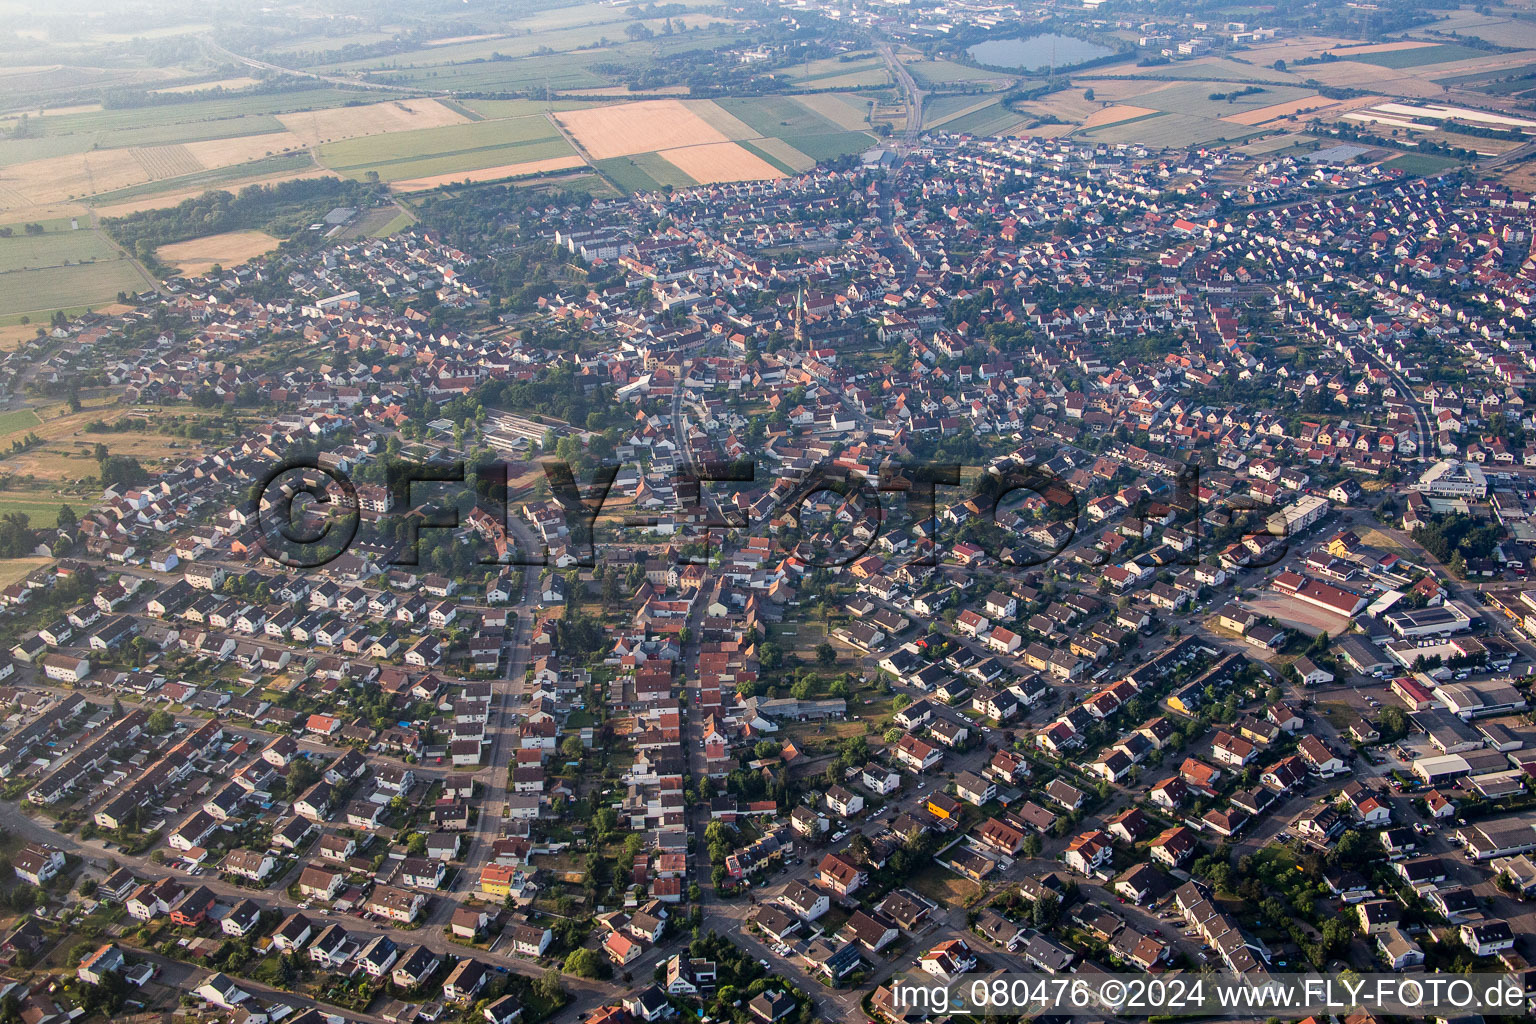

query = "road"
(878, 43), (924, 147)
(200, 37), (438, 94)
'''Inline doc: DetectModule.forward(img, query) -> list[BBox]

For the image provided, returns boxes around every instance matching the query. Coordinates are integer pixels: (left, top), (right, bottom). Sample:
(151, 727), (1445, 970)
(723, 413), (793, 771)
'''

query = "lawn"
(0, 409), (41, 435)
(0, 491), (90, 526)
(1348, 44), (1497, 69)
(908, 862), (982, 906)
(0, 557), (54, 588)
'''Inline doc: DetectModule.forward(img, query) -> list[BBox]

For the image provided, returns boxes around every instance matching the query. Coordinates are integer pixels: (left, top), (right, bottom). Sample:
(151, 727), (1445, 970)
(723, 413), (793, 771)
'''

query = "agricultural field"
(319, 115), (578, 184)
(657, 142), (783, 184)
(1134, 82), (1316, 119)
(391, 156), (587, 192)
(1081, 110), (1268, 148)
(0, 223), (119, 274)
(277, 98), (469, 147)
(902, 58), (1014, 89)
(155, 229), (279, 276)
(939, 100), (1028, 138)
(558, 100), (731, 159)
(1348, 43), (1496, 69)
(0, 260), (145, 322)
(1414, 8), (1536, 50)
(560, 96), (874, 189)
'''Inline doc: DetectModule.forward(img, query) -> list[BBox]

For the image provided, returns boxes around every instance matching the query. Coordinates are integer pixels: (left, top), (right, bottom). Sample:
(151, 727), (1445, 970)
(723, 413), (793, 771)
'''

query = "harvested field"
(557, 100), (729, 159)
(0, 128), (311, 208)
(391, 155), (586, 191)
(0, 148), (157, 207)
(657, 141), (784, 183)
(155, 229), (279, 276)
(1080, 104), (1158, 129)
(277, 98), (469, 146)
(1221, 95), (1335, 124)
(131, 144), (202, 179)
(181, 131), (307, 167)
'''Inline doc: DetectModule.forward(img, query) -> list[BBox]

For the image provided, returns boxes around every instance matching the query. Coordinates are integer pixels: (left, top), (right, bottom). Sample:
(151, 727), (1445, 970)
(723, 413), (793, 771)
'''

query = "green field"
(0, 260), (144, 319)
(0, 227), (120, 274)
(594, 156), (666, 192)
(632, 152), (697, 188)
(1082, 110), (1266, 148)
(784, 52), (882, 83)
(904, 59), (1013, 88)
(713, 95), (875, 158)
(1348, 44), (1496, 69)
(1435, 61), (1536, 87)
(941, 100), (1028, 137)
(738, 140), (799, 175)
(367, 52), (612, 93)
(28, 90), (369, 137)
(1128, 59), (1299, 83)
(1381, 152), (1464, 175)
(777, 131), (876, 161)
(319, 116), (577, 182)
(1136, 82), (1314, 119)
(719, 95), (839, 136)
(360, 30), (749, 93)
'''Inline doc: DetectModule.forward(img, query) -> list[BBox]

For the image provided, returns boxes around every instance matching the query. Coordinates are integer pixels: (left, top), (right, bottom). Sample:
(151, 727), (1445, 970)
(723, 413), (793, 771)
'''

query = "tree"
(1083, 88), (1095, 101)
(562, 947), (609, 979)
(1032, 893), (1060, 928)
(560, 734), (585, 761)
(532, 968), (564, 1004)
(815, 642), (837, 667)
(145, 709), (175, 735)
(56, 504), (76, 531)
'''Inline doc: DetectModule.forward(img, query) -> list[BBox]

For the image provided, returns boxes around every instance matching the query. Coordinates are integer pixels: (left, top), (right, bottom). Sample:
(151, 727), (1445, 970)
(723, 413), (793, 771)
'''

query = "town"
(10, 81), (1536, 1024)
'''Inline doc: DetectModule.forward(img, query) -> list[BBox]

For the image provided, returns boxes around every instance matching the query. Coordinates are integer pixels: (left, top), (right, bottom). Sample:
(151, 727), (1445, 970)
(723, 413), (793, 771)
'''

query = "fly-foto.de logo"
(247, 454), (1289, 573)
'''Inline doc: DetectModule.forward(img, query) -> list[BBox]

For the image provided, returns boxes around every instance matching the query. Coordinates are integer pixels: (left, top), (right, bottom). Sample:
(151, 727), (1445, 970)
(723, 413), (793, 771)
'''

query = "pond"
(966, 33), (1116, 72)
